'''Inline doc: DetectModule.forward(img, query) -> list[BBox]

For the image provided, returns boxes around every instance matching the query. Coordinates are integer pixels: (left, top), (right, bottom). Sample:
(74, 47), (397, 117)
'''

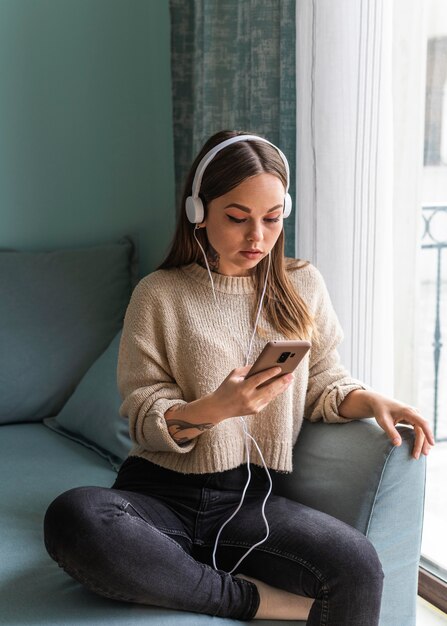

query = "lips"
(240, 250), (263, 259)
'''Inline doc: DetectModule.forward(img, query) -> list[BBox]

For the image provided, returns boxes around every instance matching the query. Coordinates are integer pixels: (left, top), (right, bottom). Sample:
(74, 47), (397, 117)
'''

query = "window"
(418, 0), (447, 612)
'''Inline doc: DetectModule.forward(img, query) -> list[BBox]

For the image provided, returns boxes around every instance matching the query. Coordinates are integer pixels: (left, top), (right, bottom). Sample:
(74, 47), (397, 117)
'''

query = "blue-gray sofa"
(0, 237), (426, 625)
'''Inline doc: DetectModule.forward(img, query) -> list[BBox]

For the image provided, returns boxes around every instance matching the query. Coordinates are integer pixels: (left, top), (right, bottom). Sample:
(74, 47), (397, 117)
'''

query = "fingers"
(419, 417), (435, 446)
(267, 371), (294, 391)
(412, 423), (435, 460)
(401, 409), (435, 446)
(382, 415), (402, 446)
(422, 438), (432, 456)
(378, 414), (402, 446)
(399, 411), (435, 458)
(232, 365), (253, 379)
(412, 425), (426, 460)
(378, 412), (435, 460)
(245, 366), (283, 387)
(219, 366), (293, 418)
(414, 428), (435, 459)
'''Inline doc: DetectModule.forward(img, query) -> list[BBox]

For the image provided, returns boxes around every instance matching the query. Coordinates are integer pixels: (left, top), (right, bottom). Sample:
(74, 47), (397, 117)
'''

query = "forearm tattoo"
(166, 406), (214, 445)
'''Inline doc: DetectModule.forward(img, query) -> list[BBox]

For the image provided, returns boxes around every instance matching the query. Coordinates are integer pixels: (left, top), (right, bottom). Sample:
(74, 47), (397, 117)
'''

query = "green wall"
(0, 0), (175, 278)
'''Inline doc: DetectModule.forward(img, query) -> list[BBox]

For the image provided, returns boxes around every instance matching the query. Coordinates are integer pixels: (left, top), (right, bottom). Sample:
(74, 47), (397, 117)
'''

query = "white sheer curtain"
(295, 0), (424, 401)
(392, 0), (427, 407)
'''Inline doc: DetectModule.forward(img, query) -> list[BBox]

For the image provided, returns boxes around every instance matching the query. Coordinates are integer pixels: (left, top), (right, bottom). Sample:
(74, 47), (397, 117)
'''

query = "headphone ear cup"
(283, 193), (292, 218)
(185, 196), (205, 224)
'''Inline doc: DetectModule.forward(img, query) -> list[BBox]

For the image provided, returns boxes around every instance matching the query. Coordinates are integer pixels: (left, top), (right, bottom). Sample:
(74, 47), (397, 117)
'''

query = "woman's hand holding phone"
(211, 341), (310, 421)
(212, 365), (293, 420)
(165, 341), (309, 444)
(164, 365), (291, 446)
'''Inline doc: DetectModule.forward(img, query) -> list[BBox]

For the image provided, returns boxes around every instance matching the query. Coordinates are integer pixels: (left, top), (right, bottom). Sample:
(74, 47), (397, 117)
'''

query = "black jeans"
(44, 456), (384, 624)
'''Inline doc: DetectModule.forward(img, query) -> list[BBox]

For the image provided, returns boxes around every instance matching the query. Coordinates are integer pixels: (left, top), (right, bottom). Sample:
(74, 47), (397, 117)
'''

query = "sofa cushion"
(0, 236), (137, 424)
(44, 331), (132, 470)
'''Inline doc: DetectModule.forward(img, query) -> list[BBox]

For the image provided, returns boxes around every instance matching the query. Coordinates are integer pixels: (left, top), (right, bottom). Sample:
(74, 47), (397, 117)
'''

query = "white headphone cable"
(194, 224), (273, 574)
(244, 251), (271, 365)
(193, 225), (225, 313)
(211, 418), (273, 574)
(192, 236), (274, 574)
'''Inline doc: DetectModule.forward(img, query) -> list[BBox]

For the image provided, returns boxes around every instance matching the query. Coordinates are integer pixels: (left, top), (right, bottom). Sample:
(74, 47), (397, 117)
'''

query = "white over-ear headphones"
(185, 134), (292, 224)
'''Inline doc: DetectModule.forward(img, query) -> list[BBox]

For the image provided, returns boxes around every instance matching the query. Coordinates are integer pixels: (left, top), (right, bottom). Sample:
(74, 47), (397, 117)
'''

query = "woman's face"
(200, 173), (285, 276)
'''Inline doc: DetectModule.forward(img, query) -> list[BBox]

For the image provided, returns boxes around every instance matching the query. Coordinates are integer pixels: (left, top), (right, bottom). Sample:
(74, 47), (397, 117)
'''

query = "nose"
(247, 221), (263, 243)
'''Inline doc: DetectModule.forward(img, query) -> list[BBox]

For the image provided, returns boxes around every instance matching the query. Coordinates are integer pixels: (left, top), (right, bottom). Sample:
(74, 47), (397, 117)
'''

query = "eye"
(265, 216), (281, 223)
(227, 215), (246, 223)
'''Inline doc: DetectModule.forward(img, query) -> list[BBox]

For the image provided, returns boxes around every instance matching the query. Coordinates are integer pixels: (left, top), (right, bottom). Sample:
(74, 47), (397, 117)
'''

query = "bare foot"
(236, 573), (314, 621)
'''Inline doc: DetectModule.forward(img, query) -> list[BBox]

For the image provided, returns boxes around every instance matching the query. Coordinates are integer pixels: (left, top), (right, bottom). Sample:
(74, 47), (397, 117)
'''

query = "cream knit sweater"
(117, 261), (368, 474)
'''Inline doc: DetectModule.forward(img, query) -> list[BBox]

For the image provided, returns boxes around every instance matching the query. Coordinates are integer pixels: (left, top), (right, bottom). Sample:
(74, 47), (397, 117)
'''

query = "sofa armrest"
(272, 418), (426, 626)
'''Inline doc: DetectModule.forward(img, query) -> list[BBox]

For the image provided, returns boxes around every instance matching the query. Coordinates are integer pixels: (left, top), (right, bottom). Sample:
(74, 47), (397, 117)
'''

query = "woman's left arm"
(338, 389), (435, 459)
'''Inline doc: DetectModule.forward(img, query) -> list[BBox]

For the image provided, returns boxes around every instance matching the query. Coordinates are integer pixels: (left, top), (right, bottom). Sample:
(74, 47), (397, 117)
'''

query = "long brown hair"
(158, 130), (319, 342)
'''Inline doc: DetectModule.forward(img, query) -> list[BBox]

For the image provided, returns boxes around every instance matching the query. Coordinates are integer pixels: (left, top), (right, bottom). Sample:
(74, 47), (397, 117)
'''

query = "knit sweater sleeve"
(303, 265), (370, 424)
(116, 276), (196, 454)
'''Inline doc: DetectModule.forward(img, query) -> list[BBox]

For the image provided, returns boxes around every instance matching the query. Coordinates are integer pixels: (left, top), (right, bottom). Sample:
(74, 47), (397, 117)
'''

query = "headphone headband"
(185, 134), (292, 224)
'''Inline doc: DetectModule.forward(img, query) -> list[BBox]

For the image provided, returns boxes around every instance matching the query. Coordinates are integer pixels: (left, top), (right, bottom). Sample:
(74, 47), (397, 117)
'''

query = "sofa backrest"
(0, 236), (137, 424)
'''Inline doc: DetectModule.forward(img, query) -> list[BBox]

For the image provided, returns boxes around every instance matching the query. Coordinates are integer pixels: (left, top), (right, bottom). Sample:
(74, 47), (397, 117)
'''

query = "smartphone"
(245, 340), (311, 385)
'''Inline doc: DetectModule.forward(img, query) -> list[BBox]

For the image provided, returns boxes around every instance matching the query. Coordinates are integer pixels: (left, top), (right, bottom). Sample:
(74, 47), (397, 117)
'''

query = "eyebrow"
(223, 203), (283, 213)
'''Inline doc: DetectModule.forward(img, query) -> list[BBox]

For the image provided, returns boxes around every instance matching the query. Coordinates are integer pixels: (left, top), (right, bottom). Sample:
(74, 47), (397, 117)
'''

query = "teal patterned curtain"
(170, 0), (296, 257)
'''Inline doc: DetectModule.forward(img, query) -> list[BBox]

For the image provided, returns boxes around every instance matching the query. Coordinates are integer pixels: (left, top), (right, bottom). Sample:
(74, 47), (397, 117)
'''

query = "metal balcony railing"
(422, 205), (447, 442)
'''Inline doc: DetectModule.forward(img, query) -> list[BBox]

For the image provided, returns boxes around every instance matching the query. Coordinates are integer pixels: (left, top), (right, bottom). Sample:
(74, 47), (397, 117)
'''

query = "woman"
(44, 130), (434, 624)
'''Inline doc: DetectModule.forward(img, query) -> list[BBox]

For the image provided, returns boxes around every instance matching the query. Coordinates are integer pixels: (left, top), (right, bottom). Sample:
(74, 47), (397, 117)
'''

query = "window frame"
(419, 564), (447, 613)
